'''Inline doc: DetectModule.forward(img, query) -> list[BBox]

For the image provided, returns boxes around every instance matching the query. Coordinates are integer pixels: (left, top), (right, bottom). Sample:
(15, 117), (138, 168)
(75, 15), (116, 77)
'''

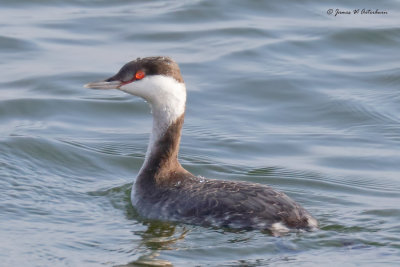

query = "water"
(1, 0), (399, 266)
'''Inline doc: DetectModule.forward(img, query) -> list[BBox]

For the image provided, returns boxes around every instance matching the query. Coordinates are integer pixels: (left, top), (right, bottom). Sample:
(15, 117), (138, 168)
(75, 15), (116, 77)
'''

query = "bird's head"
(85, 56), (186, 122)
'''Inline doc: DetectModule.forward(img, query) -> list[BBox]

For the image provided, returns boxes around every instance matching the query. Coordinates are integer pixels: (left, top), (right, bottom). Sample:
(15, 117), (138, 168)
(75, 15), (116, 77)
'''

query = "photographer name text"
(327, 9), (388, 16)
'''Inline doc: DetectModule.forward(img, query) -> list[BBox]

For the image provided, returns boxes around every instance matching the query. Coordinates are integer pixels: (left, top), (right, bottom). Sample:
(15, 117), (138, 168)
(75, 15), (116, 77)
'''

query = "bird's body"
(134, 175), (315, 231)
(85, 56), (318, 235)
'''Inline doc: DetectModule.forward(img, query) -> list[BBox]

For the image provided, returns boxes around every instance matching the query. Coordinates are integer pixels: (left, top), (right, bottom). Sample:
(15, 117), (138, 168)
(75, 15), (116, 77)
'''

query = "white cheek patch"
(119, 75), (186, 124)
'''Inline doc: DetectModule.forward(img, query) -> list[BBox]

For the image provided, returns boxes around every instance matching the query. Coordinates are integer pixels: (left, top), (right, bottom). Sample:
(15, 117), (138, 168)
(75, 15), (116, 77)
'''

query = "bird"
(85, 56), (318, 235)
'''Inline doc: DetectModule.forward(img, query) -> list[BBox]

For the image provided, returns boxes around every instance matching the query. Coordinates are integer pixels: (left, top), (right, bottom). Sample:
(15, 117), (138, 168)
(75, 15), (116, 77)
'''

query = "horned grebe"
(85, 56), (318, 235)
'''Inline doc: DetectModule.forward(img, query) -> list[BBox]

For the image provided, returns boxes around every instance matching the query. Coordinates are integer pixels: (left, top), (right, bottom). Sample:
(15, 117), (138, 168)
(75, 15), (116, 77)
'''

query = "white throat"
(119, 75), (186, 163)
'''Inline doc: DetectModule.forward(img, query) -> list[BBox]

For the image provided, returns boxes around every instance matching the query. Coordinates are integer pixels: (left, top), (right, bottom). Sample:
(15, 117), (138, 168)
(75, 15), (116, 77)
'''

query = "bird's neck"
(136, 103), (189, 189)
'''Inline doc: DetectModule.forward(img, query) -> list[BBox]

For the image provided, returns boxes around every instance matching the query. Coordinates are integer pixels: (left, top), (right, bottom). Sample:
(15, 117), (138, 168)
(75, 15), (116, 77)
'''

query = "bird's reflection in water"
(119, 220), (189, 267)
(139, 221), (189, 250)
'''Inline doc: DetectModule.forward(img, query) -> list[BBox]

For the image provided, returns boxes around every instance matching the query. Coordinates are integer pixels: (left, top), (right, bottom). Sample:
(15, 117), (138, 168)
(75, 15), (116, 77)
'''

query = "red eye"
(135, 70), (145, 80)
